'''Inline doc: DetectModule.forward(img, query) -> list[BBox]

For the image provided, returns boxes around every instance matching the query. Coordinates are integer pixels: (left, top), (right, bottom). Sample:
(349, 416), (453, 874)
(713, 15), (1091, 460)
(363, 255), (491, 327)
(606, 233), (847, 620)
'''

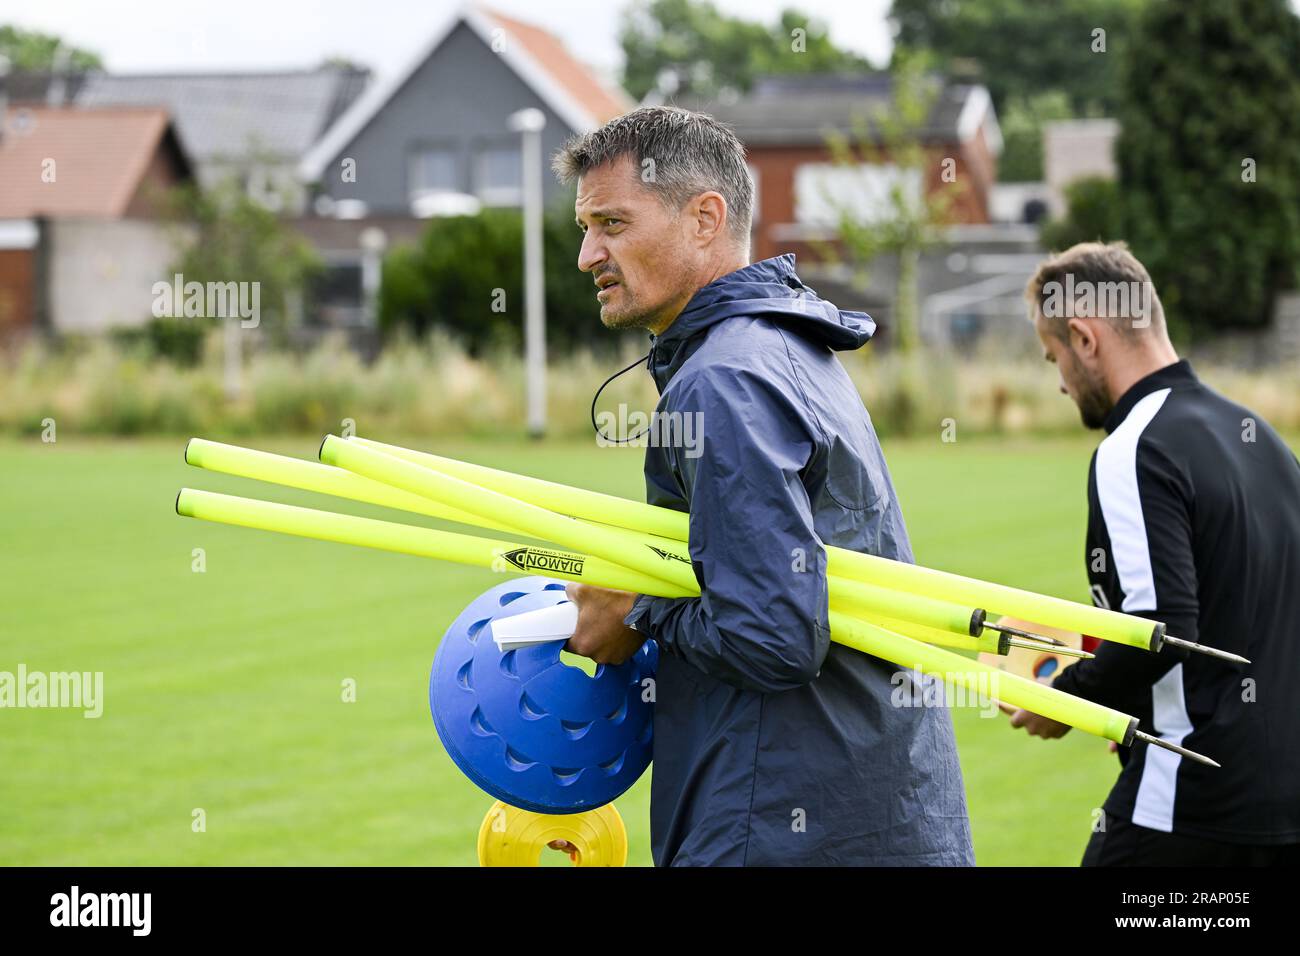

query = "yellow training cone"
(477, 801), (628, 867)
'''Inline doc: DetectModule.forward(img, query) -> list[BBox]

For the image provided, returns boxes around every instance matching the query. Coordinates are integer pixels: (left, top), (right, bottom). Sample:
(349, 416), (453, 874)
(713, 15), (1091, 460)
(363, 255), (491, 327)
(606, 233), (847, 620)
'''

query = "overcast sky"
(0, 0), (896, 82)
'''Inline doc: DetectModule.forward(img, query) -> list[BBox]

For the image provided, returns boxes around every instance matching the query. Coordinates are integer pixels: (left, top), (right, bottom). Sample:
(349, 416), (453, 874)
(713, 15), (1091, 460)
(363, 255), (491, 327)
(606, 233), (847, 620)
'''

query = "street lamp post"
(508, 108), (547, 439)
(359, 226), (388, 330)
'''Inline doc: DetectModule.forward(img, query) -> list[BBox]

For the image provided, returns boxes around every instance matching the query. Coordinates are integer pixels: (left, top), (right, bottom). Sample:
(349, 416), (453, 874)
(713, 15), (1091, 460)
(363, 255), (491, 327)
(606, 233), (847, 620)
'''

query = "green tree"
(817, 52), (957, 359)
(812, 53), (960, 435)
(1039, 177), (1124, 252)
(164, 179), (322, 345)
(997, 91), (1074, 182)
(379, 200), (633, 355)
(1117, 0), (1300, 338)
(0, 25), (102, 70)
(888, 0), (1147, 116)
(620, 0), (873, 102)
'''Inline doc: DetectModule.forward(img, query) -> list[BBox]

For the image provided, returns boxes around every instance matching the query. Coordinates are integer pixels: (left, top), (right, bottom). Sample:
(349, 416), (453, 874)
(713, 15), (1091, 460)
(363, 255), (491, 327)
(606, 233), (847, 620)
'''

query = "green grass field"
(1, 433), (1151, 866)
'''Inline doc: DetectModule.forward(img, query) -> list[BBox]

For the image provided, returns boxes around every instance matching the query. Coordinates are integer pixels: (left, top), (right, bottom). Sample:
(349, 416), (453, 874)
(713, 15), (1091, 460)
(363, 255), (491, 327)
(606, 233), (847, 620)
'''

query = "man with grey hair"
(551, 106), (974, 866)
(1013, 241), (1300, 865)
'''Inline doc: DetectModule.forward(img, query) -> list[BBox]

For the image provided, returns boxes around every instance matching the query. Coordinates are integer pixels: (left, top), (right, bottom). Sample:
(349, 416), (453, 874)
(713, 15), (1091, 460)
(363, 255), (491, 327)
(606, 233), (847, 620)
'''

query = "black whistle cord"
(590, 348), (653, 443)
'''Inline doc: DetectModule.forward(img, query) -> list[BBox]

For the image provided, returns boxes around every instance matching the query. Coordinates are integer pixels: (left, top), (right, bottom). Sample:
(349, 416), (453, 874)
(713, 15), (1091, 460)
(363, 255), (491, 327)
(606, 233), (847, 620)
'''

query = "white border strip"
(1095, 388), (1171, 612)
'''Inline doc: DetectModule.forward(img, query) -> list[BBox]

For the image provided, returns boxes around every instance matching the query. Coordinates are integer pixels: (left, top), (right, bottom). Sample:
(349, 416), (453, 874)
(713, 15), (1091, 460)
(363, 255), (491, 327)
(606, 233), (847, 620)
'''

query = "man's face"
(574, 156), (698, 334)
(1036, 313), (1113, 430)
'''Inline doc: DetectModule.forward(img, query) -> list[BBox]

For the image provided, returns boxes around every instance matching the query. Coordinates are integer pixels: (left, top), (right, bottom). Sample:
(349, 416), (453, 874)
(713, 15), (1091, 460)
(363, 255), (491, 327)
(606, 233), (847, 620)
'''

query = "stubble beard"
(599, 283), (676, 334)
(1074, 365), (1113, 430)
(599, 286), (648, 330)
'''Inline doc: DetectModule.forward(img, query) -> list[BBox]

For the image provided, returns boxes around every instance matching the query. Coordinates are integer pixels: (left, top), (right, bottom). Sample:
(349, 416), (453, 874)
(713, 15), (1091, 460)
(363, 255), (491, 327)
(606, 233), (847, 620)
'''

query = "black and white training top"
(1050, 360), (1300, 844)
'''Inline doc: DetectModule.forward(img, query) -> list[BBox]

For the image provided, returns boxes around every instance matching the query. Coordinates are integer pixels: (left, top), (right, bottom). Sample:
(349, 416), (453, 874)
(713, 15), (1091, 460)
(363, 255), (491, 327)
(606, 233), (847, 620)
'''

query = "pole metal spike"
(1004, 637), (1094, 659)
(1132, 730), (1221, 768)
(1163, 633), (1251, 665)
(984, 621), (1067, 646)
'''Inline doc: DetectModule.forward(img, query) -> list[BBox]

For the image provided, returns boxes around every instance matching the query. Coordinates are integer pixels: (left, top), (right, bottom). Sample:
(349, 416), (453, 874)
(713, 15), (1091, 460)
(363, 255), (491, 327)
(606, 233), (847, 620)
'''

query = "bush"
(1, 336), (1296, 440)
(378, 201), (644, 356)
(1039, 177), (1125, 252)
(111, 317), (208, 366)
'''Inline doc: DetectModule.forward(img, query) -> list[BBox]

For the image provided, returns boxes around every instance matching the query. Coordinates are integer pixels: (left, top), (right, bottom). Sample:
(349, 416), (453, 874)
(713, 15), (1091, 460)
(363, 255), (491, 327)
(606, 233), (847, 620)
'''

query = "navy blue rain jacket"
(624, 254), (974, 866)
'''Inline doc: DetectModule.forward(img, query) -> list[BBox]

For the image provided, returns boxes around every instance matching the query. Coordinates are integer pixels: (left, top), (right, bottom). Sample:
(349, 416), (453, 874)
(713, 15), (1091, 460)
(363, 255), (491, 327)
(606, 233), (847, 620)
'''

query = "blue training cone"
(430, 576), (656, 814)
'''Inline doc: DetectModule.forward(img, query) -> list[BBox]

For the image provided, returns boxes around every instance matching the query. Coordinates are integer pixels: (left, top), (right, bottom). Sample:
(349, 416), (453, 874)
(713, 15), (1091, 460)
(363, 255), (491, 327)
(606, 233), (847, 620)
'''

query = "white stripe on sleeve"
(1095, 388), (1172, 612)
(1131, 663), (1194, 832)
(1096, 387), (1185, 832)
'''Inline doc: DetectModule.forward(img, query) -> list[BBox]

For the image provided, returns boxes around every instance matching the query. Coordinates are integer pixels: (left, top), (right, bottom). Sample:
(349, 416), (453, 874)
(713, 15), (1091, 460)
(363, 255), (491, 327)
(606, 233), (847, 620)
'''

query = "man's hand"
(999, 701), (1072, 739)
(563, 583), (644, 665)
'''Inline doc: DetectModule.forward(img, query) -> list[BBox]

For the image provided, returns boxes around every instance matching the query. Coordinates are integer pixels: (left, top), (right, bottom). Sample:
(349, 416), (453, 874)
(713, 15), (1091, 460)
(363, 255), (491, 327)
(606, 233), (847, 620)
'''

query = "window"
(475, 145), (522, 206)
(794, 163), (922, 226)
(410, 147), (459, 197)
(309, 258), (366, 328)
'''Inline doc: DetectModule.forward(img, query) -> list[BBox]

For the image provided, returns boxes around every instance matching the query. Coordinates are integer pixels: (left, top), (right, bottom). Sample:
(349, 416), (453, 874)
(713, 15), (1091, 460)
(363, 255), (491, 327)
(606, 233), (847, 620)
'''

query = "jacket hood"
(649, 254), (875, 386)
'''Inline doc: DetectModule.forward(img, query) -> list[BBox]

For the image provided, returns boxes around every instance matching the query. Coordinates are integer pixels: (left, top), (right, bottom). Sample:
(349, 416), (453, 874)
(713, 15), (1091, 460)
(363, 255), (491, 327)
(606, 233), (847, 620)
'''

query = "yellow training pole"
(184, 438), (523, 536)
(175, 488), (694, 598)
(353, 436), (689, 541)
(869, 615), (1003, 655)
(345, 439), (1045, 647)
(175, 486), (1195, 756)
(831, 576), (985, 640)
(354, 436), (1167, 653)
(826, 550), (1164, 652)
(193, 436), (1003, 645)
(324, 437), (1065, 652)
(179, 483), (992, 651)
(183, 439), (1011, 654)
(826, 611), (1136, 743)
(320, 436), (699, 594)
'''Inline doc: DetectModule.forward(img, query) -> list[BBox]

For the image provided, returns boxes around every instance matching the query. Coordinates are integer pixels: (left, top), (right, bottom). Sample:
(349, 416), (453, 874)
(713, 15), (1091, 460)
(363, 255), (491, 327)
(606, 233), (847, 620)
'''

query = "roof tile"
(484, 7), (632, 123)
(0, 106), (175, 218)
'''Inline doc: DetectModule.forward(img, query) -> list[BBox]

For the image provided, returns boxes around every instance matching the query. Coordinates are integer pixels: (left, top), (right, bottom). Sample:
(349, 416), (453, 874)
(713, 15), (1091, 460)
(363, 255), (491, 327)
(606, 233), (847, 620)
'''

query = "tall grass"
(2, 332), (1296, 440)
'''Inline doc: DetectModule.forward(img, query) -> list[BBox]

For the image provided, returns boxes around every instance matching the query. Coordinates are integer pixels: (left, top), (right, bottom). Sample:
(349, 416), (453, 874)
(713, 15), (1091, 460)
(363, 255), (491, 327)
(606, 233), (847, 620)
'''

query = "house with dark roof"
(292, 3), (633, 334)
(0, 5), (629, 344)
(0, 105), (194, 340)
(8, 64), (370, 212)
(672, 73), (1003, 263)
(75, 65), (370, 212)
(0, 106), (190, 220)
(666, 73), (1057, 352)
(299, 3), (632, 215)
(1, 10), (1038, 353)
